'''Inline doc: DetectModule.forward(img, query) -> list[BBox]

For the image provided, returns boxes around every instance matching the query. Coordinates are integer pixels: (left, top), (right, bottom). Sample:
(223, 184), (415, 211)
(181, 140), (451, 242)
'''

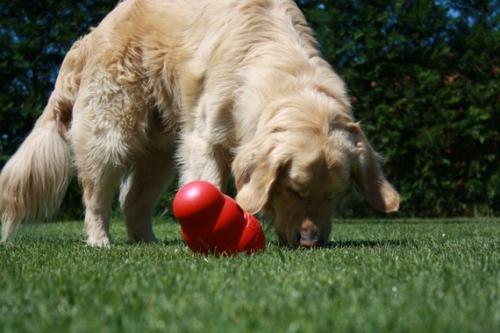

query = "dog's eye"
(287, 186), (308, 199)
(326, 193), (336, 201)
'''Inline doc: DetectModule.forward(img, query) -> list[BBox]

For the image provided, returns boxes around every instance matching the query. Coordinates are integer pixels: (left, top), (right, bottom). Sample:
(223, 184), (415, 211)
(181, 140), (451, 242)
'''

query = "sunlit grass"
(1, 218), (499, 332)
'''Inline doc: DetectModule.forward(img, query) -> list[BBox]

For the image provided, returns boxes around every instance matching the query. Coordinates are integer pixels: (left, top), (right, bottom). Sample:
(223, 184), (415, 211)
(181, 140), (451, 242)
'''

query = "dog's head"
(232, 96), (399, 248)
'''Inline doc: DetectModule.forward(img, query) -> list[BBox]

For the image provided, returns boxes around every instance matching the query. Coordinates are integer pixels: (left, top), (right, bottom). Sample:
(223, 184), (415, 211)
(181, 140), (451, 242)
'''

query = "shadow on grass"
(326, 239), (417, 248)
(111, 238), (186, 247)
(266, 238), (418, 249)
(158, 239), (186, 247)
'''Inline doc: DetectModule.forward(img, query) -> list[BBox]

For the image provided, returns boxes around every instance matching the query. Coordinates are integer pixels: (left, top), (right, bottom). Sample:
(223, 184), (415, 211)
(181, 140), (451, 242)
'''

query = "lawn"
(1, 218), (499, 333)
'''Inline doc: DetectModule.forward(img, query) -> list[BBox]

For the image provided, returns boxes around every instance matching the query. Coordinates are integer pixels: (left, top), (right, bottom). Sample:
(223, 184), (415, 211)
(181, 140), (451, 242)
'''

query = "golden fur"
(0, 0), (399, 247)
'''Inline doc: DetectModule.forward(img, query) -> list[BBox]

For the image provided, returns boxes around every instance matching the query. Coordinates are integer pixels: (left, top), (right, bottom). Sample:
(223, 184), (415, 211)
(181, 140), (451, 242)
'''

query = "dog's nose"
(299, 237), (319, 248)
(299, 220), (321, 248)
(299, 231), (320, 248)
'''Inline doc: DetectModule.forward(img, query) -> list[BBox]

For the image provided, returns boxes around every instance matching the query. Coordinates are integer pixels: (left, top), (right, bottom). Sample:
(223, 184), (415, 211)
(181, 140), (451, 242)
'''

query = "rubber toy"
(172, 181), (266, 255)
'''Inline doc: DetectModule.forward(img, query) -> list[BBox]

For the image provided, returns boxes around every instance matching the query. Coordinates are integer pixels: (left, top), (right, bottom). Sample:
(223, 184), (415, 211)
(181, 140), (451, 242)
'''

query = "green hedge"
(1, 0), (498, 217)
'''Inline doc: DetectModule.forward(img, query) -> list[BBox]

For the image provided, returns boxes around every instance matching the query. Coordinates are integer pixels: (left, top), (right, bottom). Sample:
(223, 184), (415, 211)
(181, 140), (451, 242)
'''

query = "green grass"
(1, 218), (499, 333)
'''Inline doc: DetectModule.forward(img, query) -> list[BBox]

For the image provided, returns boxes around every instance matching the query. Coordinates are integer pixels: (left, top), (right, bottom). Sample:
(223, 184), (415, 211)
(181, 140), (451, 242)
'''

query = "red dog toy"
(172, 181), (265, 255)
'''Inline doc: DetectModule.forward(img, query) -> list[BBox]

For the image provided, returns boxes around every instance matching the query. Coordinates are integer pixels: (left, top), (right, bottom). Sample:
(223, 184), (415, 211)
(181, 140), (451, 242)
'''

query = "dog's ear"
(233, 160), (279, 214)
(232, 140), (283, 214)
(349, 124), (400, 213)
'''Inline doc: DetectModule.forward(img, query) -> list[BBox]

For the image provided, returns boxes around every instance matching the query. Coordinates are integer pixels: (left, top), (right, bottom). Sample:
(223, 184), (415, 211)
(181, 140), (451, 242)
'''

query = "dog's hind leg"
(70, 77), (147, 246)
(81, 167), (122, 247)
(119, 141), (176, 243)
(72, 115), (127, 247)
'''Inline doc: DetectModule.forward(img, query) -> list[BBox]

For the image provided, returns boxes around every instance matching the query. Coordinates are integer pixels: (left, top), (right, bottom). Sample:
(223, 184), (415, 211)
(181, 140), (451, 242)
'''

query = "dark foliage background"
(0, 0), (498, 217)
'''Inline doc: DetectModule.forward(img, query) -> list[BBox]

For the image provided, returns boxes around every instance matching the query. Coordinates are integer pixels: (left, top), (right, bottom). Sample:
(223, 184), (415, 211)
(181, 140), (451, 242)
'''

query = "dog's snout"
(300, 239), (319, 248)
(299, 221), (321, 248)
(299, 236), (320, 248)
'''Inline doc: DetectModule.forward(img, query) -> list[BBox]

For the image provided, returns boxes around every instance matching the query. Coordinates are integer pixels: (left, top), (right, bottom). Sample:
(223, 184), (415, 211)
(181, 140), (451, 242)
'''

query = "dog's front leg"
(177, 131), (231, 190)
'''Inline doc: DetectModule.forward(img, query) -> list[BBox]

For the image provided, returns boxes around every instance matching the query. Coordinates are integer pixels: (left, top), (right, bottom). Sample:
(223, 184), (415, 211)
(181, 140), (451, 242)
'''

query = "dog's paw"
(86, 236), (111, 248)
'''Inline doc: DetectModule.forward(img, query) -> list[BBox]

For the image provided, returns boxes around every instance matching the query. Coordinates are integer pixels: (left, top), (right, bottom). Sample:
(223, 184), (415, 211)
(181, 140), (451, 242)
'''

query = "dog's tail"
(0, 37), (88, 242)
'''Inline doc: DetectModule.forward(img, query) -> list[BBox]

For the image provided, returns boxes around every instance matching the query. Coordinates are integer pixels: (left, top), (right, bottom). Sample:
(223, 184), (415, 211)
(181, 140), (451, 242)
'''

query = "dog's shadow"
(158, 239), (186, 247)
(154, 236), (419, 249)
(325, 239), (416, 249)
(266, 238), (417, 249)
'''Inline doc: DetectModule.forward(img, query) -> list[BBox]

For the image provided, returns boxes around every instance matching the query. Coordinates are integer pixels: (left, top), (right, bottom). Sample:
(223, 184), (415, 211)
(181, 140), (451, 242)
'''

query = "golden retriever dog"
(0, 0), (399, 248)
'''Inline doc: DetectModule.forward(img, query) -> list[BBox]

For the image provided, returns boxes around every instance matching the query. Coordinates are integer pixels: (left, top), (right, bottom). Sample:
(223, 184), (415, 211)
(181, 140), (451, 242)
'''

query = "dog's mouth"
(299, 231), (326, 248)
(277, 230), (327, 249)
